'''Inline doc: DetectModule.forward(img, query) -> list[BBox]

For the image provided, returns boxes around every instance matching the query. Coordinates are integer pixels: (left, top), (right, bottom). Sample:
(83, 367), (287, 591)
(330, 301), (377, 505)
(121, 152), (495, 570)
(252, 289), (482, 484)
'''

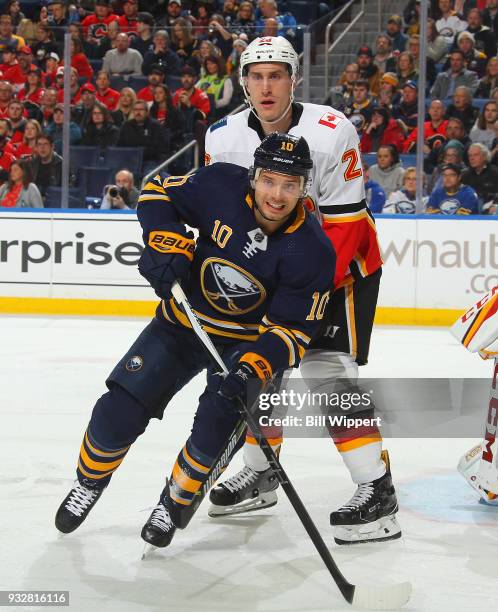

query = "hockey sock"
(77, 426), (131, 487)
(243, 427), (282, 472)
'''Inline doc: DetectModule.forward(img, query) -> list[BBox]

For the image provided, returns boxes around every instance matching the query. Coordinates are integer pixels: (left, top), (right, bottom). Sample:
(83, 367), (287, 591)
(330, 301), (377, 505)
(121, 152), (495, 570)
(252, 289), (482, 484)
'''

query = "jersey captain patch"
(200, 258), (266, 315)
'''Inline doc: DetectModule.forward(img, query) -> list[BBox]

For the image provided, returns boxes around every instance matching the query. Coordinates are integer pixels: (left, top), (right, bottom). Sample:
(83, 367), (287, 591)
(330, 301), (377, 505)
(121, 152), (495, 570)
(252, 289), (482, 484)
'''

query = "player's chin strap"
(241, 75), (296, 127)
(170, 280), (412, 611)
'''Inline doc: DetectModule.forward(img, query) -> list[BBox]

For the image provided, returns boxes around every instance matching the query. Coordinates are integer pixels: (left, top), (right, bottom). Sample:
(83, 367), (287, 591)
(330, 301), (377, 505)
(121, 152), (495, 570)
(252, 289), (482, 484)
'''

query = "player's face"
(245, 63), (293, 123)
(254, 169), (302, 228)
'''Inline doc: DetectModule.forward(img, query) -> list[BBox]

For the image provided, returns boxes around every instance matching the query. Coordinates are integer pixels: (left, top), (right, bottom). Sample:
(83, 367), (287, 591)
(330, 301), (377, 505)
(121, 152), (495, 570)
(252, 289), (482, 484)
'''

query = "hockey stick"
(171, 281), (412, 610)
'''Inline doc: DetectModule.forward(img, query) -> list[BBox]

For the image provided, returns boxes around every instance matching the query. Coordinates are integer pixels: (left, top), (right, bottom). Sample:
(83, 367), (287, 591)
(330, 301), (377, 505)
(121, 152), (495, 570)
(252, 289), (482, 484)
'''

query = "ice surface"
(1, 317), (496, 612)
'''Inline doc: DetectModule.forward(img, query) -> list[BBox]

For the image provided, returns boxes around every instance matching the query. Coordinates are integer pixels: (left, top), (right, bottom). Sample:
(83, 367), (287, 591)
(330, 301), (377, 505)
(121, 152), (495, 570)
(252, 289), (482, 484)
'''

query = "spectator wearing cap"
(7, 99), (27, 142)
(356, 46), (382, 96)
(426, 163), (478, 214)
(173, 64), (211, 123)
(466, 8), (497, 59)
(452, 30), (487, 78)
(361, 106), (405, 153)
(392, 81), (419, 136)
(0, 15), (25, 52)
(43, 52), (60, 87)
(102, 32), (142, 76)
(3, 45), (32, 88)
(55, 67), (82, 105)
(470, 100), (497, 148)
(385, 15), (407, 53)
(47, 0), (68, 52)
(170, 17), (199, 63)
(81, 101), (119, 148)
(73, 82), (97, 130)
(368, 144), (405, 197)
(0, 80), (13, 118)
(131, 12), (155, 57)
(137, 65), (166, 102)
(0, 159), (43, 208)
(255, 0), (297, 43)
(363, 160), (386, 214)
(430, 49), (478, 98)
(403, 98), (448, 153)
(28, 133), (62, 200)
(462, 142), (498, 210)
(427, 139), (467, 191)
(377, 72), (401, 111)
(117, 99), (170, 167)
(196, 54), (233, 118)
(17, 67), (45, 106)
(95, 70), (120, 111)
(111, 86), (136, 126)
(373, 35), (394, 74)
(436, 0), (468, 44)
(118, 0), (139, 35)
(32, 23), (59, 67)
(231, 2), (256, 42)
(81, 0), (118, 43)
(343, 78), (376, 124)
(142, 29), (182, 77)
(45, 103), (82, 154)
(445, 85), (479, 132)
(157, 0), (184, 29)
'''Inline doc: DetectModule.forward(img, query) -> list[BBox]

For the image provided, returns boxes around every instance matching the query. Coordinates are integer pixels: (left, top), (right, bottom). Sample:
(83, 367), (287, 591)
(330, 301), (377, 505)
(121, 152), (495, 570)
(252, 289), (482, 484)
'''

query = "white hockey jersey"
(205, 103), (383, 286)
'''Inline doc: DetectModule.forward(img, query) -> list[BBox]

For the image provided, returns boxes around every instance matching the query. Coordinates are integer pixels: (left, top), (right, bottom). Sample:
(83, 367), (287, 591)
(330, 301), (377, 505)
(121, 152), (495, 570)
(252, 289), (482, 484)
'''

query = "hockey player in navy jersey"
(54, 133), (335, 547)
(205, 36), (401, 545)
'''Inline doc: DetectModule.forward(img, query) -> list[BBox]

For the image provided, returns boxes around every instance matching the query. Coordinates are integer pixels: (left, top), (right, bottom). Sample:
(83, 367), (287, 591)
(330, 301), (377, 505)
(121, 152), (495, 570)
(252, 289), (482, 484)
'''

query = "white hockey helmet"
(239, 36), (299, 85)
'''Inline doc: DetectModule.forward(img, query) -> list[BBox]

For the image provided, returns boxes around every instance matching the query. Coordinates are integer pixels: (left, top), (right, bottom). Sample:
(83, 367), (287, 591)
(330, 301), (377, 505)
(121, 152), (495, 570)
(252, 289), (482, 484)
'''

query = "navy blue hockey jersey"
(137, 163), (336, 377)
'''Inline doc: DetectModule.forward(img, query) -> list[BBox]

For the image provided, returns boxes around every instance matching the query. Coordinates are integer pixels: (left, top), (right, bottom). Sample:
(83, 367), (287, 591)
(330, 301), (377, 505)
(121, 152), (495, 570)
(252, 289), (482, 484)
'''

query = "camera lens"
(109, 187), (119, 198)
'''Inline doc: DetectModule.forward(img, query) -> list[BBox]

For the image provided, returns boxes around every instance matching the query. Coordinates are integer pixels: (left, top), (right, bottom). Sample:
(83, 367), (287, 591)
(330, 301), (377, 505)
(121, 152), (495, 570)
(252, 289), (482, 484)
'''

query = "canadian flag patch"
(318, 112), (342, 129)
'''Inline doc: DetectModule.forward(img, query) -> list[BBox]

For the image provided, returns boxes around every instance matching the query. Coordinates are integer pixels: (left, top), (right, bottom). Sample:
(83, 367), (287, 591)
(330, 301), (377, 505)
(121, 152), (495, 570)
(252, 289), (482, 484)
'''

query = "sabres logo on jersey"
(440, 198), (460, 215)
(200, 258), (266, 315)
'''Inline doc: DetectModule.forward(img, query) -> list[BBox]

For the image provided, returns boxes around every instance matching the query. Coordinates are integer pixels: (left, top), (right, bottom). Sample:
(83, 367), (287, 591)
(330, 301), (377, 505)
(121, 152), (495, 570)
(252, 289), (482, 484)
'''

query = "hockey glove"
(218, 354), (273, 403)
(138, 225), (195, 300)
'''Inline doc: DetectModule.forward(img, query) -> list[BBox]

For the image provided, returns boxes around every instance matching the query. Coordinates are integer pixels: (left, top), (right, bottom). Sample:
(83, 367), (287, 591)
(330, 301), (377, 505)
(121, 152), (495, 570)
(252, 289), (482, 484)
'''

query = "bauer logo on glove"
(149, 231), (195, 260)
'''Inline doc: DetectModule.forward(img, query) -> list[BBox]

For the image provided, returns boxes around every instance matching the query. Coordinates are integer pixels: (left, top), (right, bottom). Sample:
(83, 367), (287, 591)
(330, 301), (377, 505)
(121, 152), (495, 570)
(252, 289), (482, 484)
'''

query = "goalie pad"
(450, 286), (498, 358)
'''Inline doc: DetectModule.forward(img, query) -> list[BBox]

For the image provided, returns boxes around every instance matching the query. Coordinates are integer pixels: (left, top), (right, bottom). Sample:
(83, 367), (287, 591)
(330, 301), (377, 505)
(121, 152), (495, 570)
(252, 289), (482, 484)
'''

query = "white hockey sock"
(243, 440), (279, 472)
(339, 441), (385, 485)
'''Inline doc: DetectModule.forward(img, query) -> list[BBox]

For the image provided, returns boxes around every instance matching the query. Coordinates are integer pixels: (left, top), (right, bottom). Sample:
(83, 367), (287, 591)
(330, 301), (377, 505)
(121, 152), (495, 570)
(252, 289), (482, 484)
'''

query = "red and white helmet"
(239, 36), (299, 85)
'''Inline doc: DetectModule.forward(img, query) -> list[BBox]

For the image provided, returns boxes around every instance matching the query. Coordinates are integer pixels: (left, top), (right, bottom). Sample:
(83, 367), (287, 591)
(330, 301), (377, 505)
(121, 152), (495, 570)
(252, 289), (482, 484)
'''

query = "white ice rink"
(1, 316), (497, 612)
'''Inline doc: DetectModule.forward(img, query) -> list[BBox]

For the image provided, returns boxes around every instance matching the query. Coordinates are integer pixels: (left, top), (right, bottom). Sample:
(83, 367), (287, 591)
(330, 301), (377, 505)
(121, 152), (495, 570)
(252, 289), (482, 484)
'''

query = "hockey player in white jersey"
(451, 286), (498, 506)
(205, 36), (401, 545)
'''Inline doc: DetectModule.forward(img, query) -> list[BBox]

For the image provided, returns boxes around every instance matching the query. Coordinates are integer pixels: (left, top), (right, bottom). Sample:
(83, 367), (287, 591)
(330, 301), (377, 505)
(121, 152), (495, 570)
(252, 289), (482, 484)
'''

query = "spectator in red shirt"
(55, 67), (82, 105)
(7, 99), (26, 142)
(403, 99), (448, 153)
(82, 0), (118, 43)
(16, 46), (37, 84)
(68, 38), (93, 81)
(0, 117), (16, 181)
(18, 68), (45, 106)
(0, 80), (13, 118)
(173, 65), (211, 120)
(118, 0), (139, 35)
(2, 44), (25, 88)
(39, 87), (57, 128)
(5, 118), (41, 159)
(95, 70), (120, 110)
(137, 65), (165, 102)
(361, 106), (405, 153)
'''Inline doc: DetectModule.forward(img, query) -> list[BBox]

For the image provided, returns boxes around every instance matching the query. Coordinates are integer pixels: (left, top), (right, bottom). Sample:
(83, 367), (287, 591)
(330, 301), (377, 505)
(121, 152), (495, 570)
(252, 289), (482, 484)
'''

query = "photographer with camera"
(100, 169), (138, 210)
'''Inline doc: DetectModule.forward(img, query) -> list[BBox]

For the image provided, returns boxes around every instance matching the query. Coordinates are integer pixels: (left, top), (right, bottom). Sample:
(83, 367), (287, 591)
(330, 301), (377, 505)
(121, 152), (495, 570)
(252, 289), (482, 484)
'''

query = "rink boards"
(0, 209), (495, 325)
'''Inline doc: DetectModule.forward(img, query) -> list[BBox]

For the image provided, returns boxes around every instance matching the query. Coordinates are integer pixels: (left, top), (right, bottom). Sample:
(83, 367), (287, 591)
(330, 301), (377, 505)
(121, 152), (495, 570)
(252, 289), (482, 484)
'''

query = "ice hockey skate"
(55, 480), (105, 534)
(208, 466), (278, 517)
(330, 451), (401, 545)
(141, 498), (176, 548)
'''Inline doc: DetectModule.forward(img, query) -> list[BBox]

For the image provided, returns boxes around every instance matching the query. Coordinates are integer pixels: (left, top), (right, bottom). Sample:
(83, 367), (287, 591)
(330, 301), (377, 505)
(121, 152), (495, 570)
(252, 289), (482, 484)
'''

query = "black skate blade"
(334, 531), (402, 546)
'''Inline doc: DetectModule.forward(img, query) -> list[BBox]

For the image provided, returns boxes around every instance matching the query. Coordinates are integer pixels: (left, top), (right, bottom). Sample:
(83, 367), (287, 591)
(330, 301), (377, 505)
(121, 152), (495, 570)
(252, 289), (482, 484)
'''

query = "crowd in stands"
(0, 0), (340, 208)
(329, 0), (498, 215)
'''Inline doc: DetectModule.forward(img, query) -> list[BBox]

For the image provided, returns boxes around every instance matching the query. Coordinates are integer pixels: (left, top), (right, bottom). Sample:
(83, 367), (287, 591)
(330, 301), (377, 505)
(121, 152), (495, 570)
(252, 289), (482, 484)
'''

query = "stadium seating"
(44, 187), (84, 209)
(102, 147), (144, 175)
(69, 146), (101, 172)
(76, 166), (115, 199)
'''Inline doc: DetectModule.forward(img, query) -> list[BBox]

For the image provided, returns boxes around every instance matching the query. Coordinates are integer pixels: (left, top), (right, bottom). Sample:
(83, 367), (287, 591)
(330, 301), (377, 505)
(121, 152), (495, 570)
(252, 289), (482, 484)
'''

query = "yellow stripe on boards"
(0, 297), (465, 327)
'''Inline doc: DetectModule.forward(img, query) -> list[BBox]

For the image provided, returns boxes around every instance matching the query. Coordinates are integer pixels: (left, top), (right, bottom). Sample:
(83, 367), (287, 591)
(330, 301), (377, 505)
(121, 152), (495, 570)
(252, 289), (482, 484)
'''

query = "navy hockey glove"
(218, 355), (273, 402)
(138, 226), (195, 299)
